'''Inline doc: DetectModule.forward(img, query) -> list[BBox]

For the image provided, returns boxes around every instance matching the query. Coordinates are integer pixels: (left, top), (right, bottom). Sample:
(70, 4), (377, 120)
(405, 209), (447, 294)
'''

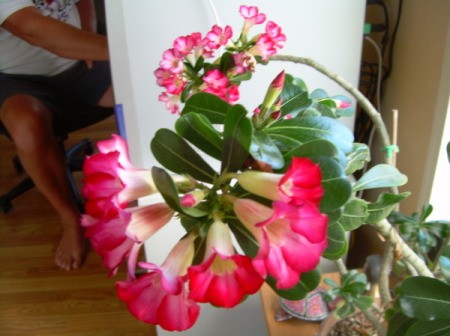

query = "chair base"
(0, 138), (94, 213)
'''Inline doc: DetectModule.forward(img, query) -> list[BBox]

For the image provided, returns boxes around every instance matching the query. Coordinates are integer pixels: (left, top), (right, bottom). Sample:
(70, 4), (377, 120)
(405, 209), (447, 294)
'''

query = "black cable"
(383, 0), (403, 81)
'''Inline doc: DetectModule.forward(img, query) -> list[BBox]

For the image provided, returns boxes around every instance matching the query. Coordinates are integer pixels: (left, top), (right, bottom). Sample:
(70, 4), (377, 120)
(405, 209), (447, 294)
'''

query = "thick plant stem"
(335, 259), (348, 275)
(371, 219), (434, 278)
(379, 242), (394, 304)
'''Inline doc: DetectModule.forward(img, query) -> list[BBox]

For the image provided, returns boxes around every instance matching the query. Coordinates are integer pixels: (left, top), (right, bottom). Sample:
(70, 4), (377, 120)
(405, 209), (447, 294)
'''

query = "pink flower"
(231, 52), (256, 74)
(239, 5), (266, 35)
(173, 35), (196, 57)
(159, 48), (184, 74)
(125, 203), (174, 243)
(204, 25), (233, 50)
(117, 235), (200, 331)
(82, 136), (157, 219)
(81, 202), (174, 275)
(279, 157), (325, 206)
(250, 21), (285, 61)
(159, 92), (181, 114)
(233, 199), (327, 289)
(236, 157), (324, 206)
(154, 67), (172, 86)
(162, 74), (187, 95)
(81, 211), (135, 275)
(265, 21), (286, 48)
(202, 69), (240, 104)
(188, 219), (263, 308)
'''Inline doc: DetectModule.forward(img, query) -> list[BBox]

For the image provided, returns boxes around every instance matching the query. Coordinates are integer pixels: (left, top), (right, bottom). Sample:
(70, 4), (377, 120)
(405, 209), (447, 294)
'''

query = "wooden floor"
(0, 117), (157, 336)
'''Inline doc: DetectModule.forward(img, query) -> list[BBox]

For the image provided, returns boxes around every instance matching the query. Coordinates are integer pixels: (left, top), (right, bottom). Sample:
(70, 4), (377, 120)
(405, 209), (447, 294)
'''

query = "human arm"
(1, 6), (108, 61)
(76, 0), (97, 33)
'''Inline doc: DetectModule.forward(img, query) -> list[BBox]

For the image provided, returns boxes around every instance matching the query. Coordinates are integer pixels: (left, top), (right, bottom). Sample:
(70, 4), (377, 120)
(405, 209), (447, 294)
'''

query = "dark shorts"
(0, 61), (112, 117)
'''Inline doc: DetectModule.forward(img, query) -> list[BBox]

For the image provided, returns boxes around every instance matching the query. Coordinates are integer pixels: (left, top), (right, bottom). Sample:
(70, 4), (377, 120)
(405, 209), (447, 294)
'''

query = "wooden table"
(259, 272), (341, 336)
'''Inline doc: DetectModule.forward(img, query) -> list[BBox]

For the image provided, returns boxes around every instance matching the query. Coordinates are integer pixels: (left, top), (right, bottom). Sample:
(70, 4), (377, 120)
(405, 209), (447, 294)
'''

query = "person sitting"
(0, 0), (114, 271)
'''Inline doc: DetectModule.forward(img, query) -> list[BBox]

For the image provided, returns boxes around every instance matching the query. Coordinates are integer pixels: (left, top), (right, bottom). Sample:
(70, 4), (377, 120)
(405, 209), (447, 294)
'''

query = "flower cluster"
(82, 134), (327, 330)
(155, 5), (286, 114)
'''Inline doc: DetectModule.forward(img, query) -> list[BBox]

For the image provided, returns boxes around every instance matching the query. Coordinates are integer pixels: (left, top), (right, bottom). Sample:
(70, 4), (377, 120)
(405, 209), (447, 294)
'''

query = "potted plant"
(80, 5), (450, 334)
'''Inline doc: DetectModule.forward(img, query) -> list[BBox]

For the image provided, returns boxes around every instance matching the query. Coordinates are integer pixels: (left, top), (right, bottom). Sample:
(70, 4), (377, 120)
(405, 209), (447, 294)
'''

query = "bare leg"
(0, 95), (84, 270)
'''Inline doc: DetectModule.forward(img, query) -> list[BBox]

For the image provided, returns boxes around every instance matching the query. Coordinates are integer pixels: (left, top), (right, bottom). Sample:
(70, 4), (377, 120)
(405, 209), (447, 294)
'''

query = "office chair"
(0, 104), (115, 213)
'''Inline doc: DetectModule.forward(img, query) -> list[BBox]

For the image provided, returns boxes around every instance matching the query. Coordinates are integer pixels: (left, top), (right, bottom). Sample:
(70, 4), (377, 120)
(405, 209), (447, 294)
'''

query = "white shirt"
(0, 0), (80, 75)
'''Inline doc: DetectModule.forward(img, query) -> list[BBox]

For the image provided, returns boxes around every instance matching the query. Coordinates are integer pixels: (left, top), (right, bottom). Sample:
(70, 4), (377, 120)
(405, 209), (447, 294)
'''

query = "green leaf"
(280, 83), (312, 118)
(250, 131), (285, 170)
(388, 311), (417, 336)
(175, 113), (224, 161)
(353, 164), (408, 192)
(265, 269), (321, 301)
(283, 139), (339, 164)
(345, 143), (371, 175)
(181, 92), (231, 124)
(397, 276), (450, 320)
(323, 221), (348, 260)
(285, 73), (308, 92)
(335, 301), (354, 318)
(151, 167), (207, 218)
(267, 116), (354, 156)
(221, 104), (252, 173)
(315, 157), (352, 213)
(353, 295), (374, 311)
(366, 192), (411, 224)
(338, 198), (368, 231)
(405, 319), (450, 336)
(151, 128), (217, 183)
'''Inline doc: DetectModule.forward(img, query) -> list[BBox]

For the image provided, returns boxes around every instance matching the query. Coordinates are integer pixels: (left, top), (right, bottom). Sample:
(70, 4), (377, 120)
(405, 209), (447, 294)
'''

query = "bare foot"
(55, 222), (86, 271)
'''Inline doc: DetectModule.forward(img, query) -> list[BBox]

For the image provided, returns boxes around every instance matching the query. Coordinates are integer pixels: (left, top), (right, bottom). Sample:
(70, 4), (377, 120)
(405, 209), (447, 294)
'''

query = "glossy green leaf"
(175, 113), (223, 160)
(323, 221), (348, 260)
(397, 276), (450, 320)
(285, 73), (308, 92)
(315, 157), (352, 213)
(366, 192), (411, 224)
(345, 143), (371, 175)
(388, 311), (417, 336)
(265, 269), (321, 301)
(353, 164), (408, 192)
(405, 319), (450, 336)
(151, 128), (217, 183)
(267, 116), (354, 155)
(283, 139), (339, 165)
(250, 131), (285, 170)
(221, 104), (252, 173)
(280, 83), (312, 118)
(181, 92), (231, 124)
(338, 198), (368, 231)
(151, 167), (207, 218)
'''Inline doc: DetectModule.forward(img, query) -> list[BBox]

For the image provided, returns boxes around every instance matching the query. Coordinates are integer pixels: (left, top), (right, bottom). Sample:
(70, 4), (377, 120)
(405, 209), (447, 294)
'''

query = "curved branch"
(269, 54), (392, 157)
(371, 219), (434, 278)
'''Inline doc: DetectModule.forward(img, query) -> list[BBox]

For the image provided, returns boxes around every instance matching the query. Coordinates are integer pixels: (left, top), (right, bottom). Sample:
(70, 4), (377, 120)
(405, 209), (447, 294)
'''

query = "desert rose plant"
(81, 5), (450, 334)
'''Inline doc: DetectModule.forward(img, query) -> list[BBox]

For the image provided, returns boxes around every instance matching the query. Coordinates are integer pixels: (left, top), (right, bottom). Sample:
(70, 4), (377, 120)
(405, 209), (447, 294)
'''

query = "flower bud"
(261, 70), (285, 111)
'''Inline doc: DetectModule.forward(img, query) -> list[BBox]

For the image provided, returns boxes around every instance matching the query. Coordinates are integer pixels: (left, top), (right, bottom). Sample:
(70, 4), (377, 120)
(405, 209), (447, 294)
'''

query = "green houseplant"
(80, 5), (450, 334)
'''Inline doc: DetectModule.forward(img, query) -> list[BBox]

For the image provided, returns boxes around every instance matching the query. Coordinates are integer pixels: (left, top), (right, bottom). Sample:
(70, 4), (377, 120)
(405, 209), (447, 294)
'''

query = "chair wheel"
(0, 195), (13, 213)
